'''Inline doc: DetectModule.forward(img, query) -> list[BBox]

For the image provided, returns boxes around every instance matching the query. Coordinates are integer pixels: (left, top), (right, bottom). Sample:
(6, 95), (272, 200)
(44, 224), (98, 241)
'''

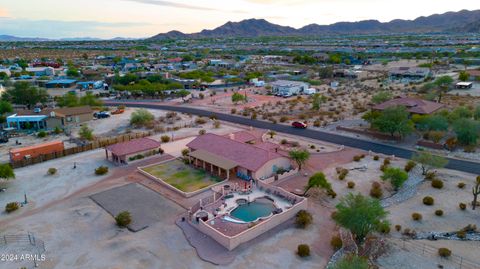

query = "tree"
(473, 176), (480, 210)
(333, 254), (369, 269)
(318, 66), (333, 79)
(80, 92), (103, 106)
(459, 71), (470, 82)
(57, 92), (79, 107)
(0, 164), (15, 181)
(79, 125), (94, 141)
(130, 109), (154, 126)
(0, 100), (13, 115)
(372, 91), (393, 104)
(303, 172), (331, 196)
(411, 152), (448, 175)
(66, 67), (80, 78)
(311, 93), (326, 110)
(333, 193), (388, 243)
(474, 105), (480, 121)
(453, 119), (479, 146)
(433, 76), (453, 103)
(2, 81), (48, 108)
(372, 106), (413, 138)
(381, 167), (408, 190)
(231, 92), (246, 104)
(417, 115), (449, 131)
(289, 149), (310, 171)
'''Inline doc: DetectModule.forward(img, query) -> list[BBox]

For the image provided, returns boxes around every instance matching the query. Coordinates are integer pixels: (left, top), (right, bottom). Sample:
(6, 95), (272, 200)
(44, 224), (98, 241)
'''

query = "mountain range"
(150, 9), (480, 39)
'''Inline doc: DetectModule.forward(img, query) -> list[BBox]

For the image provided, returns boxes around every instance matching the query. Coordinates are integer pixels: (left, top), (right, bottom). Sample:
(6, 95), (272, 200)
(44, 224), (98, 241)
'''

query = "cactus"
(473, 176), (480, 210)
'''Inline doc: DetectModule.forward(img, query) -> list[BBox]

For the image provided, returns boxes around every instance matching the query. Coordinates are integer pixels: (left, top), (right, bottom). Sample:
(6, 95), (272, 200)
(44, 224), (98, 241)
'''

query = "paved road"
(105, 101), (480, 175)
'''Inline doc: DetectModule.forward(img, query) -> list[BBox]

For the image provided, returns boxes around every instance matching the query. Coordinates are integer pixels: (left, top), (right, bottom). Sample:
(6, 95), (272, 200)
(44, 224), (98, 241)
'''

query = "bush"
(373, 155), (380, 161)
(383, 158), (391, 166)
(456, 231), (466, 239)
(327, 189), (337, 199)
(297, 244), (310, 257)
(37, 130), (47, 138)
(435, 210), (444, 216)
(412, 212), (422, 221)
(5, 202), (19, 213)
(404, 161), (416, 172)
(378, 221), (390, 234)
(370, 183), (383, 199)
(54, 126), (62, 134)
(338, 169), (348, 180)
(395, 225), (402, 232)
(379, 164), (388, 172)
(47, 168), (57, 175)
(423, 196), (434, 206)
(330, 235), (343, 250)
(160, 135), (171, 143)
(195, 117), (207, 124)
(425, 171), (436, 180)
(115, 211), (132, 228)
(231, 108), (236, 114)
(198, 129), (206, 135)
(457, 182), (466, 189)
(459, 203), (467, 210)
(438, 248), (451, 258)
(347, 181), (355, 189)
(95, 166), (109, 175)
(353, 155), (362, 162)
(130, 109), (154, 126)
(79, 125), (94, 141)
(431, 179), (444, 189)
(213, 121), (221, 129)
(295, 210), (313, 228)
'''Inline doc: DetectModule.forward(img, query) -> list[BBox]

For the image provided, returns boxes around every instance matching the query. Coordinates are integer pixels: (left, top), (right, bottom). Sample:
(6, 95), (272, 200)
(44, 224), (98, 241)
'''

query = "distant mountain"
(0, 35), (50, 42)
(150, 9), (480, 39)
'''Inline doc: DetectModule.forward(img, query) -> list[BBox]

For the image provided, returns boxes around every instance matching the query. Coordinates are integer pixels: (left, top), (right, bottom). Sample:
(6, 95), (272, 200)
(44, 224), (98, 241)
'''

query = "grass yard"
(141, 159), (223, 193)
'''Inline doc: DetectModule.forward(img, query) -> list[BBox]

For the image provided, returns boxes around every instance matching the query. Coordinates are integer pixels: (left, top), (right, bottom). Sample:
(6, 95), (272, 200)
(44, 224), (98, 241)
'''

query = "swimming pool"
(229, 199), (276, 222)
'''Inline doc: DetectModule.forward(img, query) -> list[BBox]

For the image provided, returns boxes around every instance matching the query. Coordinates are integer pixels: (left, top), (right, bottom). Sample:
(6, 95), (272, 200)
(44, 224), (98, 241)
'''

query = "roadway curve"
(105, 101), (480, 175)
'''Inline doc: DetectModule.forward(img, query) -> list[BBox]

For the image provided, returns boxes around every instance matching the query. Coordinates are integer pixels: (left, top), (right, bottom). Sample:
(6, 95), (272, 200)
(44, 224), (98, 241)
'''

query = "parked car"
(292, 121), (307, 129)
(111, 109), (124, 115)
(94, 111), (111, 119)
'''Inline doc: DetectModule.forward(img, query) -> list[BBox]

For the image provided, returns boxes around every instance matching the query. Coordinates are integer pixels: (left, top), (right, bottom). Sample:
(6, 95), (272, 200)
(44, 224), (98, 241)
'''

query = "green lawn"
(141, 160), (223, 193)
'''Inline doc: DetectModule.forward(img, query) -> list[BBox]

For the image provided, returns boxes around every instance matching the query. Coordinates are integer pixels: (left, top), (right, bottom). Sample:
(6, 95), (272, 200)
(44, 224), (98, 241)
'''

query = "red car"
(292, 121), (307, 129)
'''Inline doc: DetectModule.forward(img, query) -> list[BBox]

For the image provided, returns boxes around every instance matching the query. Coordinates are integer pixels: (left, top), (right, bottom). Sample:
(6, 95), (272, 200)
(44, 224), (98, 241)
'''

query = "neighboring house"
(77, 81), (104, 90)
(270, 80), (309, 96)
(46, 79), (77, 89)
(25, 67), (55, 77)
(373, 97), (445, 115)
(105, 138), (162, 164)
(186, 133), (292, 181)
(6, 106), (93, 130)
(10, 141), (64, 162)
(389, 67), (431, 81)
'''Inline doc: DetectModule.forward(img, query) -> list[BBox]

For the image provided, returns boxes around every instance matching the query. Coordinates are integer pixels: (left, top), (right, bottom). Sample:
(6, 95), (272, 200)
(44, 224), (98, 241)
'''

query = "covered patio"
(188, 149), (238, 181)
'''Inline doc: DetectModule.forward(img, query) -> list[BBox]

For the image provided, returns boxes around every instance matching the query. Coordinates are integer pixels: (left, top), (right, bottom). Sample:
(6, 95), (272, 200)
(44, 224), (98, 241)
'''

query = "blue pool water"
(230, 200), (276, 222)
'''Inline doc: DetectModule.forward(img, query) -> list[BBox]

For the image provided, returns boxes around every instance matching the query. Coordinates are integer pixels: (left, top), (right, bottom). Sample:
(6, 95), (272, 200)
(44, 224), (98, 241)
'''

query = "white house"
(26, 67), (55, 77)
(270, 80), (309, 97)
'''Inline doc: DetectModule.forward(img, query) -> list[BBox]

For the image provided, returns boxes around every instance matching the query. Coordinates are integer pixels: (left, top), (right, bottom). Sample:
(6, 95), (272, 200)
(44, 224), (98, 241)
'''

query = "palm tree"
(303, 172), (331, 196)
(289, 149), (310, 171)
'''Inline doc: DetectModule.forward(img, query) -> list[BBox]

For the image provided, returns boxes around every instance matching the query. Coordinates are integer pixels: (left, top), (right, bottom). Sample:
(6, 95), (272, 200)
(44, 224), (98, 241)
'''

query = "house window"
(66, 116), (72, 122)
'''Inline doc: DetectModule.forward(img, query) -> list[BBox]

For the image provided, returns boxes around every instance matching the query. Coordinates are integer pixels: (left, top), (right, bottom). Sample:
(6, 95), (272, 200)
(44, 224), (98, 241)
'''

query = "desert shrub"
(370, 182), (383, 199)
(438, 248), (451, 258)
(181, 148), (189, 157)
(412, 212), (422, 221)
(280, 139), (288, 145)
(330, 235), (343, 250)
(425, 171), (436, 180)
(457, 182), (466, 189)
(435, 210), (444, 216)
(404, 161), (416, 172)
(402, 228), (417, 237)
(115, 211), (132, 228)
(338, 169), (348, 180)
(130, 109), (154, 126)
(297, 244), (310, 257)
(279, 116), (289, 123)
(295, 210), (313, 228)
(5, 202), (19, 213)
(347, 181), (355, 189)
(379, 164), (388, 172)
(37, 130), (47, 138)
(373, 155), (379, 161)
(456, 231), (466, 239)
(383, 158), (391, 166)
(160, 135), (170, 143)
(198, 129), (206, 135)
(213, 121), (221, 129)
(459, 203), (467, 210)
(47, 168), (57, 175)
(461, 224), (477, 232)
(378, 221), (390, 234)
(195, 117), (207, 124)
(95, 166), (109, 175)
(327, 189), (337, 199)
(431, 179), (444, 189)
(395, 225), (402, 232)
(231, 108), (236, 114)
(353, 155), (362, 162)
(423, 196), (434, 205)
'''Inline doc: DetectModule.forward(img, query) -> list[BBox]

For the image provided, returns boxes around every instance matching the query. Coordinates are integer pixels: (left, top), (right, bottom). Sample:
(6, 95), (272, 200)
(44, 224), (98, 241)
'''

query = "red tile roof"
(187, 133), (284, 172)
(373, 97), (444, 115)
(106, 138), (161, 156)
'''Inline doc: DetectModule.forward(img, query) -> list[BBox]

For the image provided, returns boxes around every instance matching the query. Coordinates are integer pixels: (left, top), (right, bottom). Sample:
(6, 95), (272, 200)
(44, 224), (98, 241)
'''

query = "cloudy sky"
(0, 0), (478, 38)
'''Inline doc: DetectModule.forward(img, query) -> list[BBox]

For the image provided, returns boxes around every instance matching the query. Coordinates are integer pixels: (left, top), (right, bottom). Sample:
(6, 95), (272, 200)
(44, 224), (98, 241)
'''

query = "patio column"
(227, 169), (230, 180)
(203, 161), (206, 170)
(218, 166), (221, 177)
